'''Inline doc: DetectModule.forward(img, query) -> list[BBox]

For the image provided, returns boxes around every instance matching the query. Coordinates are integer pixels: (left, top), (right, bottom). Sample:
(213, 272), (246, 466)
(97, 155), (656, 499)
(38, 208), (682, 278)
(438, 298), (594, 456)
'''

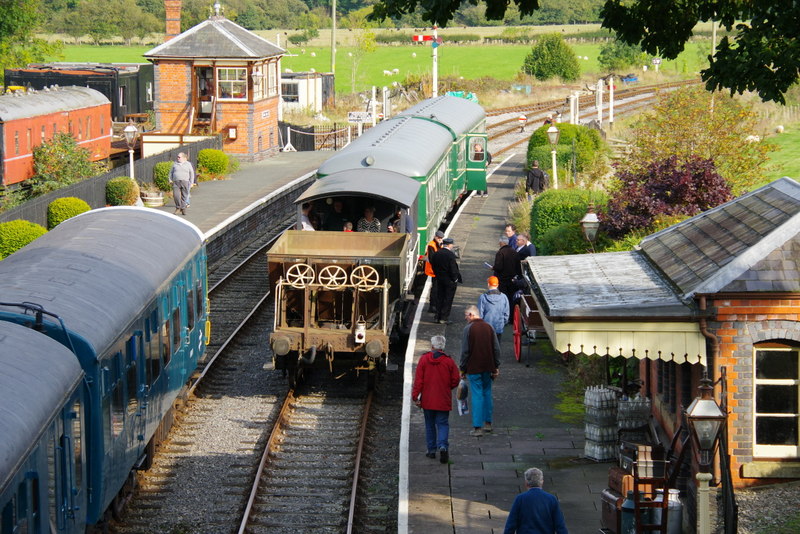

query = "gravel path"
(731, 482), (800, 534)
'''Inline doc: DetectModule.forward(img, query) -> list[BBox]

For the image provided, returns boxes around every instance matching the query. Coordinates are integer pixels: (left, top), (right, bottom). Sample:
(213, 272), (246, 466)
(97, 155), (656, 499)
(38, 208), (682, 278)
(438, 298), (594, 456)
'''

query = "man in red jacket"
(412, 335), (461, 463)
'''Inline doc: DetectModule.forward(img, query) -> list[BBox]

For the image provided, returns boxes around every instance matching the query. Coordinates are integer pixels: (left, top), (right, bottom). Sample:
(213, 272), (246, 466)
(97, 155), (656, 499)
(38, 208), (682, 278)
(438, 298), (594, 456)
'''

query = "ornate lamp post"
(686, 373), (727, 534)
(546, 124), (560, 189)
(123, 122), (139, 181)
(580, 203), (600, 252)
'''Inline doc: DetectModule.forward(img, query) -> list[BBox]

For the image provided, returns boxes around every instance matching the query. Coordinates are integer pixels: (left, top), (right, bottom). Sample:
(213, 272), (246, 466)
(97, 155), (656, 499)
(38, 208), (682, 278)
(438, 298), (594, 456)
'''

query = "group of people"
(490, 223), (537, 317)
(300, 201), (410, 234)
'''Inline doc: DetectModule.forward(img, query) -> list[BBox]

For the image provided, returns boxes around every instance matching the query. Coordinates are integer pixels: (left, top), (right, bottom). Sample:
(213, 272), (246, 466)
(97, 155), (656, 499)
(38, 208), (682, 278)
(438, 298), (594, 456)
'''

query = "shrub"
(106, 178), (140, 206)
(29, 132), (106, 198)
(527, 123), (606, 174)
(197, 148), (229, 179)
(0, 220), (47, 259)
(47, 197), (90, 229)
(522, 34), (581, 82)
(530, 188), (608, 250)
(153, 161), (173, 191)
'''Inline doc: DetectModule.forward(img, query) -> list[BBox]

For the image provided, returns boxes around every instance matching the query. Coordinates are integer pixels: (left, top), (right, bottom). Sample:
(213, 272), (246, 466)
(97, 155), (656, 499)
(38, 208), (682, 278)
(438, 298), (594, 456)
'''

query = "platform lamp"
(546, 124), (560, 189)
(123, 122), (139, 181)
(580, 203), (600, 253)
(686, 372), (727, 534)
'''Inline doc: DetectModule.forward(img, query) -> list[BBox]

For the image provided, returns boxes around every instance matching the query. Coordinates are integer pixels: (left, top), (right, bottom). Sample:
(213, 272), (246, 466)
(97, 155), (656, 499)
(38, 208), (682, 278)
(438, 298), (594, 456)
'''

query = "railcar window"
(27, 128), (32, 150)
(146, 311), (160, 382)
(47, 428), (57, 529)
(1, 498), (12, 531)
(126, 359), (138, 418)
(112, 381), (124, 438)
(172, 308), (181, 348)
(87, 116), (92, 138)
(78, 119), (82, 140)
(14, 131), (19, 155)
(41, 125), (46, 143)
(162, 321), (172, 366)
(31, 477), (40, 528)
(16, 482), (28, 530)
(187, 287), (195, 330)
(71, 399), (82, 490)
(195, 279), (204, 317)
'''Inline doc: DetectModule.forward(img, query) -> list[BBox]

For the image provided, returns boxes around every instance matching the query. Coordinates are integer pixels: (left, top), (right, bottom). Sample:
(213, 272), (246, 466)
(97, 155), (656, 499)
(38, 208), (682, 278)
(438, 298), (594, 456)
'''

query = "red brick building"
(144, 2), (284, 161)
(523, 177), (800, 490)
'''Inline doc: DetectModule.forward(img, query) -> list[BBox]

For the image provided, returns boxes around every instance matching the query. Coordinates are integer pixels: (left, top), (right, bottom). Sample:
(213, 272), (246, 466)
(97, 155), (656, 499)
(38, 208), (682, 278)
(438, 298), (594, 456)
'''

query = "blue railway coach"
(0, 206), (209, 529)
(0, 322), (87, 534)
(315, 95), (488, 255)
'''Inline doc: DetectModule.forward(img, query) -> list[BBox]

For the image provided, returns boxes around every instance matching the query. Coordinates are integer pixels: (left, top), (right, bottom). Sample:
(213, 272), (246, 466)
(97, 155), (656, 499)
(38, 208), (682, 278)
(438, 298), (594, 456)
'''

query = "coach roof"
(0, 86), (109, 122)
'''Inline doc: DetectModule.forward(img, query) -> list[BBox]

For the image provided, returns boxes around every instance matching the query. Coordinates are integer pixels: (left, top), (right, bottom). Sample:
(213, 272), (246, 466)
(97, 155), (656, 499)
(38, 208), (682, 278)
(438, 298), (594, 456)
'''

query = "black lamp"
(686, 373), (726, 470)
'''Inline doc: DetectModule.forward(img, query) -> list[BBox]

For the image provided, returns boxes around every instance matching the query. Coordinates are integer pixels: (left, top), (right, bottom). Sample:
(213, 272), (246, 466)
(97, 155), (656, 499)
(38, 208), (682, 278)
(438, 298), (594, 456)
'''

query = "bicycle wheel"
(513, 304), (522, 362)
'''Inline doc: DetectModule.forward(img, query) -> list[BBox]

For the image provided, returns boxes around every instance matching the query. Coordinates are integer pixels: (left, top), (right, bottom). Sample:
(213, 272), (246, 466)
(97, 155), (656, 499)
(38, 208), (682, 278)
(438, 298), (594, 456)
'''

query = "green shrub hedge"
(47, 197), (90, 229)
(153, 161), (173, 191)
(106, 177), (140, 206)
(527, 123), (606, 173)
(0, 220), (47, 259)
(530, 188), (608, 251)
(197, 148), (229, 178)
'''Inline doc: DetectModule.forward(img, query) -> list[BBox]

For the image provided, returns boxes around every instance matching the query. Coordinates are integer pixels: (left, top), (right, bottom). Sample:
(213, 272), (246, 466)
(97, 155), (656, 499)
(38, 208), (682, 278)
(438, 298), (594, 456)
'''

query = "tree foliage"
(625, 86), (774, 195)
(597, 38), (646, 72)
(0, 0), (62, 84)
(29, 133), (106, 198)
(602, 156), (732, 239)
(600, 0), (800, 103)
(522, 34), (580, 82)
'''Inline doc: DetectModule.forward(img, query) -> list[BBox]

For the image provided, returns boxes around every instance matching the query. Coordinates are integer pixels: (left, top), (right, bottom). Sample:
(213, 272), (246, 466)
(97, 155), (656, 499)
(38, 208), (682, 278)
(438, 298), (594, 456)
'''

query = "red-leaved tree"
(602, 155), (733, 238)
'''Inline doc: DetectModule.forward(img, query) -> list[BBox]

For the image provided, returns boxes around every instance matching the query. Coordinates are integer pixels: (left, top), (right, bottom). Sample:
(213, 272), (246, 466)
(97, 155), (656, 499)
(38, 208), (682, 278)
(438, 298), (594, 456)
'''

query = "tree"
(0, 0), (62, 83)
(625, 85), (775, 195)
(597, 38), (646, 72)
(602, 156), (732, 239)
(29, 133), (106, 198)
(599, 0), (800, 104)
(522, 34), (580, 82)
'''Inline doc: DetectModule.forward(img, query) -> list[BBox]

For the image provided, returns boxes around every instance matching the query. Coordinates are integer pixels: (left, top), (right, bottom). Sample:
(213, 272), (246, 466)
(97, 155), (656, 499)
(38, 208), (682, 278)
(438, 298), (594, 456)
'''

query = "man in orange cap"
(478, 276), (509, 341)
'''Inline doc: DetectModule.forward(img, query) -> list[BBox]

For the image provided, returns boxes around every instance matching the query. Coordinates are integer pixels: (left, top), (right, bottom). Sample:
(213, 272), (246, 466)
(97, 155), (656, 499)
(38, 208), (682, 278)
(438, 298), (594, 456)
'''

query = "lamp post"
(123, 122), (139, 181)
(580, 203), (600, 253)
(686, 373), (727, 534)
(546, 124), (559, 189)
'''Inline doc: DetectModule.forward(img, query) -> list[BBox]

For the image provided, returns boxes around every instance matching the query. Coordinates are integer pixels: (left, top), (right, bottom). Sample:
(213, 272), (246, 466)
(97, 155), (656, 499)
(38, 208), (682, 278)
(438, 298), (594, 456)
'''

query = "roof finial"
(214, 1), (221, 16)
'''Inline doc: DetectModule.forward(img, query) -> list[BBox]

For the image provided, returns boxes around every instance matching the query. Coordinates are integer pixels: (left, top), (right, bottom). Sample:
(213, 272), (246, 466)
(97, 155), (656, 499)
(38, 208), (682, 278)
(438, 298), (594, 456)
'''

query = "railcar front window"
(754, 346), (800, 456)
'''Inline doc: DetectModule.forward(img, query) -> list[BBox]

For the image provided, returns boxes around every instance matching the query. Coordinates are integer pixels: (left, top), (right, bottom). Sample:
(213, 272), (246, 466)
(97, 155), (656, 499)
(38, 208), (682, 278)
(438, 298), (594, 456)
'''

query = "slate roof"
(144, 16), (284, 60)
(639, 177), (800, 296)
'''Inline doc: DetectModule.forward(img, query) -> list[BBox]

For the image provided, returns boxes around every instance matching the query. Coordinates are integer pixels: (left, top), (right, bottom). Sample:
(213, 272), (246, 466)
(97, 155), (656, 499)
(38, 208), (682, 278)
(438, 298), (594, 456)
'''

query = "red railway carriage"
(0, 86), (111, 187)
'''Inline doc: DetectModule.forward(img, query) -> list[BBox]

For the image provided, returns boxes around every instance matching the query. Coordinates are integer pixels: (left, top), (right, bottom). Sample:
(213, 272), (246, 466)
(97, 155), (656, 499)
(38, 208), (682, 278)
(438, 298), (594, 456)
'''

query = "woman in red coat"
(412, 335), (461, 463)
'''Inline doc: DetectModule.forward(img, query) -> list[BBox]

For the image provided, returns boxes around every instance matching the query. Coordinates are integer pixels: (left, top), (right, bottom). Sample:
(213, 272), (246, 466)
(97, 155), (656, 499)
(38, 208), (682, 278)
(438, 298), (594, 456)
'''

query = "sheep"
(412, 52), (416, 58)
(310, 52), (316, 57)
(392, 68), (399, 75)
(775, 125), (785, 134)
(745, 135), (761, 143)
(383, 70), (392, 76)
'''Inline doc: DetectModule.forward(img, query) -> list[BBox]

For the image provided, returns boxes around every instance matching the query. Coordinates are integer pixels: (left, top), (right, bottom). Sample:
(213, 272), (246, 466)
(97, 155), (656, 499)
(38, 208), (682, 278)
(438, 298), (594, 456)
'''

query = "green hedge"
(0, 220), (47, 259)
(153, 161), (173, 191)
(106, 177), (139, 206)
(47, 197), (90, 229)
(197, 148), (229, 178)
(530, 188), (608, 251)
(527, 123), (605, 173)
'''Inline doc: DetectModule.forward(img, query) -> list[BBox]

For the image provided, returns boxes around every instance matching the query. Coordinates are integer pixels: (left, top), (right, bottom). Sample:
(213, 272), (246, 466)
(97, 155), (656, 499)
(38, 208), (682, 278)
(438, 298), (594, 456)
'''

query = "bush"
(106, 177), (140, 206)
(197, 148), (229, 179)
(47, 197), (90, 229)
(522, 34), (581, 82)
(530, 188), (608, 250)
(527, 124), (606, 173)
(0, 220), (47, 259)
(153, 161), (173, 191)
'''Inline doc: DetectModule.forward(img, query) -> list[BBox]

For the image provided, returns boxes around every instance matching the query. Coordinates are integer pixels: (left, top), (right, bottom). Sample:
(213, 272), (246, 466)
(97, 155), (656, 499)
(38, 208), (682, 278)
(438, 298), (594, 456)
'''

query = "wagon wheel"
(513, 304), (523, 363)
(318, 265), (348, 289)
(350, 265), (380, 289)
(286, 263), (315, 288)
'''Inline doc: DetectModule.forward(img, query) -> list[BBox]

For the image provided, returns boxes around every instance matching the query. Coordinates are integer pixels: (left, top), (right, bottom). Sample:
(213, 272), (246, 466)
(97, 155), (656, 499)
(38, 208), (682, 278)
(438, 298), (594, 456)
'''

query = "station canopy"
(297, 169), (421, 208)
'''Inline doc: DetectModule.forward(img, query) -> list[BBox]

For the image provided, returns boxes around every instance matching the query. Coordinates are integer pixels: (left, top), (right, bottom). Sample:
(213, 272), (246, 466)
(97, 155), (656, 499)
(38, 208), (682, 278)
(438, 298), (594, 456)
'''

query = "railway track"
(238, 386), (373, 534)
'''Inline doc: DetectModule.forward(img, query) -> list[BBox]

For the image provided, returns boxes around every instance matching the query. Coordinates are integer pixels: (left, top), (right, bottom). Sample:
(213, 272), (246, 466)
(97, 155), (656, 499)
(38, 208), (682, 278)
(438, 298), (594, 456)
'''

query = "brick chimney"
(165, 0), (182, 41)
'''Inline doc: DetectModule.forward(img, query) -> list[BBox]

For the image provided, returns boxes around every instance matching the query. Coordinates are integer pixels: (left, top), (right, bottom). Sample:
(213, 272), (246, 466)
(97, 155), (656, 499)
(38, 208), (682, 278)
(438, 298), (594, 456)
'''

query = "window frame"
(217, 67), (248, 100)
(753, 345), (800, 457)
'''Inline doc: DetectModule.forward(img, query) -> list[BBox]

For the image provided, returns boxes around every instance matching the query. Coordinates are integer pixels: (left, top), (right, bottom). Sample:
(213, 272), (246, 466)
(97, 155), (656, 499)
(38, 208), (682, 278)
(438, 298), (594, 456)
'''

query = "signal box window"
(754, 346), (800, 457)
(217, 68), (247, 99)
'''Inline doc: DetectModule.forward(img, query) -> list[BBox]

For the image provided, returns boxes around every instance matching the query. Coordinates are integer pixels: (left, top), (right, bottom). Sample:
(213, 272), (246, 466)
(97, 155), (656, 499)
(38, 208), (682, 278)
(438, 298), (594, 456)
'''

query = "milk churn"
(652, 488), (683, 534)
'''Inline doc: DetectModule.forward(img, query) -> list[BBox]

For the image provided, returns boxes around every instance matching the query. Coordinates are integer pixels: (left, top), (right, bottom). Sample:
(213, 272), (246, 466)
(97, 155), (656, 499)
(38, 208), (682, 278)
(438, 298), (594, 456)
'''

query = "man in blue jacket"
(477, 276), (509, 341)
(504, 467), (568, 534)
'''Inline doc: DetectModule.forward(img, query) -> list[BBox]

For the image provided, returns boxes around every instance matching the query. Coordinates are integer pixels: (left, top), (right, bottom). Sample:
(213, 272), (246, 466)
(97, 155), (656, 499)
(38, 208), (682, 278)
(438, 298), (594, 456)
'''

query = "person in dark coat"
(504, 223), (518, 247)
(515, 233), (537, 261)
(492, 236), (520, 314)
(425, 230), (445, 314)
(525, 160), (548, 197)
(430, 237), (462, 324)
(503, 467), (568, 534)
(459, 305), (501, 437)
(412, 335), (461, 463)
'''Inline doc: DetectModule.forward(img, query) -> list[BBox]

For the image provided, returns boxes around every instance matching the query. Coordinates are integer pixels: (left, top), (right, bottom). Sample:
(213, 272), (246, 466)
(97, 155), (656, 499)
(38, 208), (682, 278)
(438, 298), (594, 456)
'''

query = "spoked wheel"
(513, 304), (523, 363)
(318, 265), (348, 289)
(286, 263), (314, 288)
(350, 265), (380, 289)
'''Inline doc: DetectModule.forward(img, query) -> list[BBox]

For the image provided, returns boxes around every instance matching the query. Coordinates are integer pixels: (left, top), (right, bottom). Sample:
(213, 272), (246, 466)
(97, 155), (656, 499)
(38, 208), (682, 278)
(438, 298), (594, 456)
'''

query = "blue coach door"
(466, 135), (488, 191)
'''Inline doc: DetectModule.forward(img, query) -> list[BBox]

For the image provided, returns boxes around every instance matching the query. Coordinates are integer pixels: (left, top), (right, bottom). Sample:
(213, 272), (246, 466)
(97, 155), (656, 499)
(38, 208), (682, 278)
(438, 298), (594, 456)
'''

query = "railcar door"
(465, 135), (489, 191)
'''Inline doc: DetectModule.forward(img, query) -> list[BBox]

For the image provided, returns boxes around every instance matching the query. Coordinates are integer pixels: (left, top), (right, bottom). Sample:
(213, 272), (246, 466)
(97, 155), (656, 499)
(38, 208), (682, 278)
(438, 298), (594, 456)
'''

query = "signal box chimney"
(165, 0), (182, 41)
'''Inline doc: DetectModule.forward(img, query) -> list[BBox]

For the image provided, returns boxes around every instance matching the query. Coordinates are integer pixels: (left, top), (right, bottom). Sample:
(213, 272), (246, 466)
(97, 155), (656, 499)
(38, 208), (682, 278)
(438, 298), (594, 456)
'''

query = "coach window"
(52, 122), (57, 137)
(47, 428), (59, 529)
(172, 307), (182, 348)
(14, 131), (19, 155)
(126, 353), (138, 418)
(27, 128), (32, 150)
(218, 67), (247, 99)
(87, 116), (92, 138)
(470, 138), (487, 162)
(754, 344), (800, 457)
(41, 125), (46, 143)
(196, 279), (204, 318)
(71, 399), (83, 490)
(146, 81), (153, 102)
(146, 311), (161, 382)
(162, 320), (172, 367)
(187, 286), (196, 330)
(78, 119), (82, 140)
(119, 86), (127, 107)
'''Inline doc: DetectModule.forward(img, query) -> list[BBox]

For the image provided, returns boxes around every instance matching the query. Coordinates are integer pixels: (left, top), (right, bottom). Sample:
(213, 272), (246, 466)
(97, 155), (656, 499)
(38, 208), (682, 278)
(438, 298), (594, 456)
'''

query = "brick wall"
(710, 297), (800, 488)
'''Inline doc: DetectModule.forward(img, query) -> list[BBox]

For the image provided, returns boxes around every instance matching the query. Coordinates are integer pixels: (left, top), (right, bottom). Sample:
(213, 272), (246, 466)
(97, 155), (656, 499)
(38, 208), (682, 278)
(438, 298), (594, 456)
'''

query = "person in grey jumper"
(169, 152), (195, 215)
(478, 276), (509, 341)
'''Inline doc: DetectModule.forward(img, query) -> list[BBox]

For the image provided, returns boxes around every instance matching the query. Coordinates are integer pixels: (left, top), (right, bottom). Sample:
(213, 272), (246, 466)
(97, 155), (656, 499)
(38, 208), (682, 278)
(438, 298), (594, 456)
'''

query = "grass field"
(763, 124), (800, 183)
(54, 40), (706, 95)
